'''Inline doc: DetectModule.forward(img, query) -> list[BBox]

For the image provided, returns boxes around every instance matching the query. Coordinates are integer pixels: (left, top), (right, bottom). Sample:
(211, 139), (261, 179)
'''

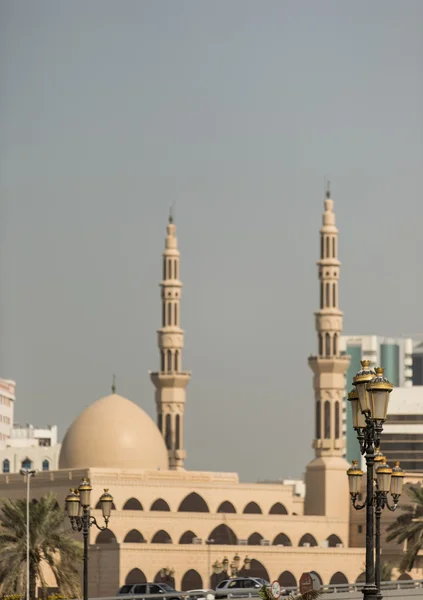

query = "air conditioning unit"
(336, 543), (344, 548)
(260, 539), (270, 546)
(192, 537), (203, 544)
(302, 543), (311, 547)
(237, 539), (248, 545)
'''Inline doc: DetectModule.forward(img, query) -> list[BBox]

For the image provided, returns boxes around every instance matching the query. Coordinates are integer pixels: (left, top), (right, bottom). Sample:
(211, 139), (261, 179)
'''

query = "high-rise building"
(150, 212), (191, 470)
(340, 335), (415, 463)
(0, 378), (15, 446)
(412, 340), (423, 385)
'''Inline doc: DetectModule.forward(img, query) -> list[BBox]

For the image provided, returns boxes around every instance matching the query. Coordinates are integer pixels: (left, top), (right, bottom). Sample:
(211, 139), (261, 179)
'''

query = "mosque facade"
(0, 191), (419, 596)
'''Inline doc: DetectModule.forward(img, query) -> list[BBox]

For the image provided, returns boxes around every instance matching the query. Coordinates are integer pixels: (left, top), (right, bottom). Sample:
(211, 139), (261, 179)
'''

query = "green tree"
(0, 492), (83, 599)
(386, 485), (423, 572)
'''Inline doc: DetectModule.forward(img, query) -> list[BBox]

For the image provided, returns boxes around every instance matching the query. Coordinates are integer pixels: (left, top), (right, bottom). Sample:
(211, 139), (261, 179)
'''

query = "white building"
(0, 423), (61, 474)
(0, 378), (15, 445)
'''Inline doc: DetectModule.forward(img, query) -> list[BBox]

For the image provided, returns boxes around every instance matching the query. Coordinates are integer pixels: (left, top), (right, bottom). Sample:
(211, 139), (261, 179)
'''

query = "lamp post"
(347, 362), (405, 600)
(65, 478), (113, 600)
(212, 554), (251, 583)
(19, 468), (36, 600)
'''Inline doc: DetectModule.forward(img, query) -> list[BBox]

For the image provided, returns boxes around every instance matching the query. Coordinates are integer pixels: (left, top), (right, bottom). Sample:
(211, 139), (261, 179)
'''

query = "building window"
(165, 414), (172, 450)
(21, 458), (32, 470)
(318, 334), (323, 356)
(335, 402), (340, 439)
(316, 401), (321, 439)
(358, 525), (363, 534)
(162, 303), (166, 327)
(174, 303), (178, 326)
(167, 302), (172, 326)
(2, 459), (10, 473)
(324, 401), (331, 439)
(174, 350), (179, 372)
(332, 282), (336, 307)
(161, 351), (165, 372)
(333, 333), (338, 356)
(168, 259), (172, 280)
(320, 237), (324, 259)
(325, 333), (331, 357)
(163, 258), (166, 280)
(175, 414), (180, 450)
(326, 237), (329, 258)
(325, 282), (330, 307)
(174, 260), (178, 280)
(332, 237), (336, 257)
(320, 283), (323, 309)
(42, 459), (49, 471)
(167, 349), (172, 372)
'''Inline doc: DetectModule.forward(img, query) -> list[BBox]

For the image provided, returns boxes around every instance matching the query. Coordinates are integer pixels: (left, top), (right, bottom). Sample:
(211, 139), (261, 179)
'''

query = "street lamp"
(212, 554), (251, 582)
(347, 362), (404, 600)
(19, 468), (36, 600)
(65, 478), (113, 600)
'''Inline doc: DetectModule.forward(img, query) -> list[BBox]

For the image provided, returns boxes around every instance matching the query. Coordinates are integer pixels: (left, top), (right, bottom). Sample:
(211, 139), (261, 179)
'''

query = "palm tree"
(386, 484), (423, 572)
(0, 492), (83, 598)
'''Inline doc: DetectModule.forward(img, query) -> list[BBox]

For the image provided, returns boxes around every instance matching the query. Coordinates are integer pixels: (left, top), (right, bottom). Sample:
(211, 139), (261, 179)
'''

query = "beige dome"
(59, 393), (168, 470)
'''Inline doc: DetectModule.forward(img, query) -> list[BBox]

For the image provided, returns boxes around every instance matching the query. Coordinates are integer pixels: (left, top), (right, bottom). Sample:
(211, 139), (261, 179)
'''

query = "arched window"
(181, 570), (202, 592)
(95, 500), (116, 510)
(325, 332), (331, 357)
(246, 560), (270, 581)
(167, 302), (172, 326)
(247, 532), (263, 545)
(174, 260), (178, 280)
(168, 259), (172, 280)
(2, 459), (10, 473)
(162, 303), (166, 327)
(330, 572), (348, 585)
(161, 350), (165, 371)
(42, 459), (49, 471)
(123, 498), (143, 510)
(298, 533), (318, 547)
(332, 282), (336, 307)
(123, 529), (145, 543)
(320, 283), (323, 309)
(165, 414), (171, 449)
(327, 534), (343, 547)
(21, 458), (32, 470)
(150, 498), (170, 511)
(174, 350), (179, 372)
(175, 414), (180, 450)
(174, 303), (178, 326)
(316, 400), (321, 439)
(273, 533), (292, 546)
(335, 402), (340, 439)
(243, 501), (262, 514)
(167, 349), (172, 372)
(217, 501), (236, 513)
(320, 236), (324, 259)
(318, 334), (323, 356)
(178, 492), (209, 513)
(126, 569), (147, 585)
(151, 530), (172, 543)
(208, 524), (237, 545)
(325, 282), (330, 307)
(333, 332), (338, 356)
(179, 530), (197, 544)
(324, 401), (331, 439)
(326, 237), (329, 258)
(269, 502), (288, 515)
(356, 572), (366, 583)
(332, 237), (336, 257)
(163, 258), (166, 281)
(278, 572), (296, 588)
(95, 529), (117, 544)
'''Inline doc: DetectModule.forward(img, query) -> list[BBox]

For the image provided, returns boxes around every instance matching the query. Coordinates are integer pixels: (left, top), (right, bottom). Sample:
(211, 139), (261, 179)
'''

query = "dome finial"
(169, 204), (174, 224)
(111, 374), (116, 394)
(326, 179), (331, 198)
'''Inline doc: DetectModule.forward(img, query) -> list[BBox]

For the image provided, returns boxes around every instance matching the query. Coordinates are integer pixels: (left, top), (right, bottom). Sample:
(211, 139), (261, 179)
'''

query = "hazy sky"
(0, 1), (422, 481)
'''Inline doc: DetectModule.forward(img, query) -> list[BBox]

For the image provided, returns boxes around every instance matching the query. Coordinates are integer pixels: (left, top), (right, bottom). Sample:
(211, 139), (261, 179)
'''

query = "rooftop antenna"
(111, 374), (116, 394)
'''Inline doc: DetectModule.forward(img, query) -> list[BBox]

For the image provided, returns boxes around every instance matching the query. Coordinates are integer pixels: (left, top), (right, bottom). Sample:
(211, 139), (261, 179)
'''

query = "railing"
(87, 580), (423, 600)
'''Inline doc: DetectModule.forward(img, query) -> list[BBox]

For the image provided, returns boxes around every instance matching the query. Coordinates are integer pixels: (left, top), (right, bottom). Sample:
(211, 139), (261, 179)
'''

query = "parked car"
(214, 577), (270, 599)
(117, 582), (184, 599)
(185, 589), (215, 600)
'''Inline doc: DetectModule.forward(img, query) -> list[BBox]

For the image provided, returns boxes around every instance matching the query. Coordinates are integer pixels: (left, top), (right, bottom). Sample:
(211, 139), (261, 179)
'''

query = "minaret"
(304, 185), (351, 518)
(150, 212), (191, 470)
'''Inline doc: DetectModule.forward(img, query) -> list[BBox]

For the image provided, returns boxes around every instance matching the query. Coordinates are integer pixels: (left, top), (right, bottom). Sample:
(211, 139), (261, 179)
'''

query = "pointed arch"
(330, 572), (348, 585)
(150, 498), (170, 512)
(123, 529), (145, 543)
(181, 570), (203, 592)
(217, 500), (236, 513)
(356, 572), (366, 583)
(21, 458), (32, 470)
(151, 529), (172, 544)
(95, 529), (117, 544)
(243, 501), (262, 514)
(2, 459), (10, 473)
(178, 492), (209, 513)
(325, 331), (331, 355)
(298, 533), (317, 547)
(278, 572), (296, 588)
(123, 498), (143, 510)
(327, 534), (343, 547)
(154, 570), (175, 588)
(247, 559), (270, 581)
(42, 459), (50, 471)
(398, 573), (412, 581)
(269, 502), (288, 515)
(247, 532), (263, 545)
(324, 401), (331, 438)
(179, 530), (197, 544)
(126, 568), (147, 585)
(273, 533), (292, 546)
(208, 524), (237, 545)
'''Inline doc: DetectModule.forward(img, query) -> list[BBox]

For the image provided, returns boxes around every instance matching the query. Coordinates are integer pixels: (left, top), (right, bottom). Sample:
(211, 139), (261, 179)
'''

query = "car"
(117, 582), (184, 599)
(214, 577), (270, 599)
(185, 589), (215, 600)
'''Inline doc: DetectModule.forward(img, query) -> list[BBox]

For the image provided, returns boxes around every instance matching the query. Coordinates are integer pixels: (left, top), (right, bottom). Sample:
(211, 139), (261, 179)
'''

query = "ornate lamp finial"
(111, 374), (116, 394)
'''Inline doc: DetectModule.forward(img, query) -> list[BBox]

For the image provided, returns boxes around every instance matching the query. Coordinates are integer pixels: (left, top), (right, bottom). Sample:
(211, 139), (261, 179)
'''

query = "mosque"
(0, 190), (419, 596)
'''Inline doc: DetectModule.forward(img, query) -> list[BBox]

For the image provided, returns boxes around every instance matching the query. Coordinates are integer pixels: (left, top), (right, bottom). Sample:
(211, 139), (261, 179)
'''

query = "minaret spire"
(304, 185), (351, 518)
(150, 215), (191, 470)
